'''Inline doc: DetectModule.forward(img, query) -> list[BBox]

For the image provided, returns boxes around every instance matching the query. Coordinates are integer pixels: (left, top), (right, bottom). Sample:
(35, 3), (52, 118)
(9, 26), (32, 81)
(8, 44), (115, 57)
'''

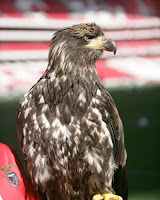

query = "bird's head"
(49, 23), (117, 67)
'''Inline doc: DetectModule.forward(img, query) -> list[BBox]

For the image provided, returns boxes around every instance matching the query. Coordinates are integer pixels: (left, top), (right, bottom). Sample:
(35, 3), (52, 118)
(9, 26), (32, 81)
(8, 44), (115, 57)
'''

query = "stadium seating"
(0, 0), (160, 96)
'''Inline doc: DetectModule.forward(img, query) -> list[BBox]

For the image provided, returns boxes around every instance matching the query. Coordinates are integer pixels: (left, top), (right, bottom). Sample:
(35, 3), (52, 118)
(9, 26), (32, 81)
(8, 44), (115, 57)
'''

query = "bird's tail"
(112, 165), (128, 200)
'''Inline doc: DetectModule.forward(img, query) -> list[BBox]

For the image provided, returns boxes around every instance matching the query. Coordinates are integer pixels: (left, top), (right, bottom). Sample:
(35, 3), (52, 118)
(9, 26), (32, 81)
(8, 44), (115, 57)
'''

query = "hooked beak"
(86, 36), (117, 55)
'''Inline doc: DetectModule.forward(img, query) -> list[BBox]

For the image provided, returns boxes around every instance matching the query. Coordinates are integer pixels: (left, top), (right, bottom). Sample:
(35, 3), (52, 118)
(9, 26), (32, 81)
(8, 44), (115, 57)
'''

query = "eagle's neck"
(42, 44), (101, 106)
(46, 42), (101, 84)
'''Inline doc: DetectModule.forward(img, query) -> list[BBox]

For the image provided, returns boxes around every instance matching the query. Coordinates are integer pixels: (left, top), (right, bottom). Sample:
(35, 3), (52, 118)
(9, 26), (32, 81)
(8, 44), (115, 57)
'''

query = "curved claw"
(92, 194), (104, 200)
(103, 194), (123, 200)
(92, 194), (123, 200)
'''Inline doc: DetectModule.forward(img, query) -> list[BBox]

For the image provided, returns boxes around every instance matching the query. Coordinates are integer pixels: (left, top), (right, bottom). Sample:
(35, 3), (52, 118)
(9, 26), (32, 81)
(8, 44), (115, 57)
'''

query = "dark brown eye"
(87, 34), (93, 39)
(84, 34), (93, 41)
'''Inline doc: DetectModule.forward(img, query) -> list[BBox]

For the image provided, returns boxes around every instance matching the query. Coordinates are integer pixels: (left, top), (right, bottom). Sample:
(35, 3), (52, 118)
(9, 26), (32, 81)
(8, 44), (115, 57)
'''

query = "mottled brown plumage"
(16, 23), (127, 200)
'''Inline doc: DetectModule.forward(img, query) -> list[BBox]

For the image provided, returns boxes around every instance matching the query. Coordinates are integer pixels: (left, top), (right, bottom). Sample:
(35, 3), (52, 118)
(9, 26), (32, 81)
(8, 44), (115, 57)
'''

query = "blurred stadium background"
(0, 0), (160, 199)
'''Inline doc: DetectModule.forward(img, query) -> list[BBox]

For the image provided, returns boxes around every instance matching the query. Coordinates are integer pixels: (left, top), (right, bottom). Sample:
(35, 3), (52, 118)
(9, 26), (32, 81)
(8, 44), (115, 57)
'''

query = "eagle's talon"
(102, 193), (123, 200)
(92, 193), (123, 200)
(92, 194), (104, 200)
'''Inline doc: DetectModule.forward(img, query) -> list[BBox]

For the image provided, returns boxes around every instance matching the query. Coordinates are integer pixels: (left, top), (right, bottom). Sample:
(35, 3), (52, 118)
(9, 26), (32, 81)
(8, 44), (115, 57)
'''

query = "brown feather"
(16, 23), (127, 200)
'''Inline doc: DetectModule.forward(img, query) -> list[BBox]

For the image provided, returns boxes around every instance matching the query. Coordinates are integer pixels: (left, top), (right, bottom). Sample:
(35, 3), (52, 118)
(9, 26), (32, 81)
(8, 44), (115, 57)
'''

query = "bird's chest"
(20, 85), (115, 183)
(48, 90), (113, 164)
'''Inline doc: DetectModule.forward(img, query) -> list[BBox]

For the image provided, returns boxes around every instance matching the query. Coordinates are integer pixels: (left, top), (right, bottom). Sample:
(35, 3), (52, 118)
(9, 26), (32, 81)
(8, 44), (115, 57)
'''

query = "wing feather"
(99, 86), (128, 200)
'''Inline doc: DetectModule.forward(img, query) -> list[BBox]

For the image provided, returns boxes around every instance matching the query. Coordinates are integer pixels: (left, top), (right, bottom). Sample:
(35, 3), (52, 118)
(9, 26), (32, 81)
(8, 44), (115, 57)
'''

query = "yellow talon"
(92, 194), (123, 200)
(92, 194), (104, 200)
(102, 193), (123, 200)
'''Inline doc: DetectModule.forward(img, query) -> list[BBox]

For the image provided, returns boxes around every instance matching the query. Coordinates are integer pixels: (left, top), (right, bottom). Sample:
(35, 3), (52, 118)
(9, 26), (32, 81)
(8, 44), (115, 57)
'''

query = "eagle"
(16, 23), (128, 200)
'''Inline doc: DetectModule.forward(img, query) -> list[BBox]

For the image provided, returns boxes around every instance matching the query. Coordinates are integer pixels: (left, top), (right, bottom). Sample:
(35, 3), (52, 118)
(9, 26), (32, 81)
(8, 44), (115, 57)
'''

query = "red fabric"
(0, 143), (42, 200)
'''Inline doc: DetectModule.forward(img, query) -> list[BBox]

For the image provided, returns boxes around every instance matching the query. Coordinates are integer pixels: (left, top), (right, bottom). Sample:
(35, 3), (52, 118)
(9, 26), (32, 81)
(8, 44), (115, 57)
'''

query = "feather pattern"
(16, 23), (127, 200)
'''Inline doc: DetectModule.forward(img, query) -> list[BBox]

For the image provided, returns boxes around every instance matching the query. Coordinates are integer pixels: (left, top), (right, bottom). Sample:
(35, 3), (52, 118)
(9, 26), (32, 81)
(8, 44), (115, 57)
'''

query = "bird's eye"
(84, 34), (92, 41)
